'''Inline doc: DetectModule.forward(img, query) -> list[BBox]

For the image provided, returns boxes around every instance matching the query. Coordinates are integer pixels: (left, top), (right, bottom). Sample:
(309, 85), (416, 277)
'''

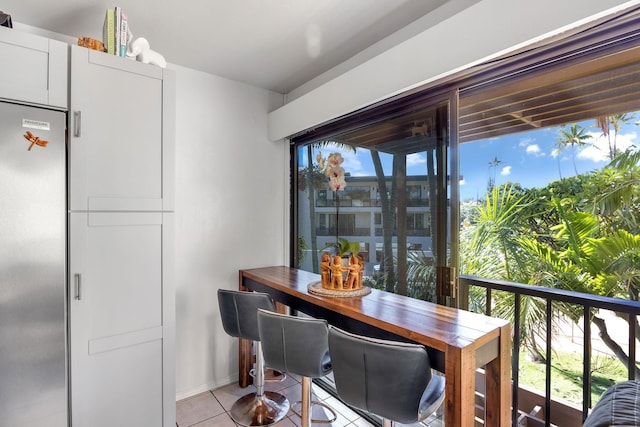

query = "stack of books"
(102, 6), (129, 57)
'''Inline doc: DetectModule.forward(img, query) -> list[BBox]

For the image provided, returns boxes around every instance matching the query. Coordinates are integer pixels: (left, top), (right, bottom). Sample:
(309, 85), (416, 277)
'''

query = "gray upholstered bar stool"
(217, 289), (290, 426)
(257, 310), (338, 427)
(328, 326), (445, 427)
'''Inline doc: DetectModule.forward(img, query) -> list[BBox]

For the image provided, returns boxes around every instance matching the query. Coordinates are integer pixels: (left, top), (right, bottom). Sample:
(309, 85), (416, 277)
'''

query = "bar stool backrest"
(328, 326), (432, 424)
(217, 289), (274, 342)
(257, 310), (331, 378)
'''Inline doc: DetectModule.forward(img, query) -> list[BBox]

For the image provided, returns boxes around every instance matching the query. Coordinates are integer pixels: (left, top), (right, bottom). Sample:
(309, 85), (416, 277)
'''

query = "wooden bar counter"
(239, 266), (511, 427)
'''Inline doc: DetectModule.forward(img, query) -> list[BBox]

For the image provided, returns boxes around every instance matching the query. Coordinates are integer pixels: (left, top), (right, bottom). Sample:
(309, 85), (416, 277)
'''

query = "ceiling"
(292, 8), (640, 148)
(3, 0), (466, 94)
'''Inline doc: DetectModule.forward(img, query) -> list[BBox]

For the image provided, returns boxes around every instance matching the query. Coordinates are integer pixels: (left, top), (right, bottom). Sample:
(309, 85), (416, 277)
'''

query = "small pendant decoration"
(24, 131), (49, 151)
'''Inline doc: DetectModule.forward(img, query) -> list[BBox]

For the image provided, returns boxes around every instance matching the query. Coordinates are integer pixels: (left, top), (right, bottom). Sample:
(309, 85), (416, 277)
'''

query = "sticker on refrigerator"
(22, 119), (51, 131)
(24, 131), (49, 151)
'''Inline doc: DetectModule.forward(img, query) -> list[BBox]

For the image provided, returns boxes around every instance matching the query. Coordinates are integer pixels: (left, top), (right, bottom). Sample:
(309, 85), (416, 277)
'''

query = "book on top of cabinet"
(114, 6), (121, 55)
(102, 6), (130, 57)
(102, 8), (115, 55)
(119, 13), (128, 57)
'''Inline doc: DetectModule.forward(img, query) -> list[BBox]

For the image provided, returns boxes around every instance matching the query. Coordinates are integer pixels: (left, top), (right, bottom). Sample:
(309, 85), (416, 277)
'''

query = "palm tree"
(526, 199), (640, 377)
(371, 150), (396, 292)
(300, 141), (355, 272)
(596, 113), (636, 160)
(301, 145), (327, 272)
(487, 156), (504, 192)
(555, 124), (592, 176)
(469, 184), (531, 279)
(594, 149), (640, 224)
(463, 184), (557, 360)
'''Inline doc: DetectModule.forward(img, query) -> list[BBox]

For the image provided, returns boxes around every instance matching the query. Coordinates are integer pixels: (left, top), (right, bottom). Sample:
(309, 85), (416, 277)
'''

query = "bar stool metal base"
(250, 367), (287, 383)
(291, 376), (337, 427)
(230, 391), (290, 427)
(291, 401), (337, 424)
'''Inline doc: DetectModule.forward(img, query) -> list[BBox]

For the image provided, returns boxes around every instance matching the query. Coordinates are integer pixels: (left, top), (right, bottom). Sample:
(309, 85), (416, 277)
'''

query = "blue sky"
(306, 119), (638, 201)
(459, 122), (637, 200)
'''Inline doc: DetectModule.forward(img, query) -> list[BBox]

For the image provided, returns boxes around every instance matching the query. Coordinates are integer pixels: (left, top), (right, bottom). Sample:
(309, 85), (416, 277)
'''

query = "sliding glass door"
(292, 92), (459, 306)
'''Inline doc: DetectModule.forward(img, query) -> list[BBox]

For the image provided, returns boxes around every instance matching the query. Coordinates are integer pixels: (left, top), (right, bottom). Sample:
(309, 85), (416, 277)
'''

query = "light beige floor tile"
(348, 417), (377, 427)
(310, 383), (332, 401)
(177, 391), (225, 427)
(321, 396), (361, 422)
(212, 383), (256, 411)
(273, 416), (298, 427)
(180, 378), (442, 427)
(264, 373), (300, 392)
(191, 412), (237, 427)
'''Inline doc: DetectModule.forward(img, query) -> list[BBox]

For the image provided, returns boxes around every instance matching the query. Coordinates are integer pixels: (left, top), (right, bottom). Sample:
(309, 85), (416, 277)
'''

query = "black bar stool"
(328, 326), (445, 427)
(257, 310), (338, 427)
(217, 289), (290, 426)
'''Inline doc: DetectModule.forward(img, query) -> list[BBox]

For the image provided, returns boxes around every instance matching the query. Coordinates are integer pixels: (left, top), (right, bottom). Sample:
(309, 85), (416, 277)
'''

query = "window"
(374, 213), (382, 226)
(317, 189), (327, 207)
(293, 101), (449, 299)
(291, 5), (640, 304)
(343, 185), (370, 206)
(291, 8), (640, 424)
(407, 185), (421, 200)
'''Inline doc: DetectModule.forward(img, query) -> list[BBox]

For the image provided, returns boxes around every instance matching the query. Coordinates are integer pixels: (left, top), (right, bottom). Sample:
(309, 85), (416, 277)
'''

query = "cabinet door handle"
(74, 111), (82, 137)
(74, 273), (82, 300)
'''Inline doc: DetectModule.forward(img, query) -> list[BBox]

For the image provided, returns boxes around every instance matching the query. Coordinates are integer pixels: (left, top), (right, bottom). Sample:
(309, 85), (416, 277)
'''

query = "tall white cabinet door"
(69, 212), (173, 427)
(68, 45), (174, 212)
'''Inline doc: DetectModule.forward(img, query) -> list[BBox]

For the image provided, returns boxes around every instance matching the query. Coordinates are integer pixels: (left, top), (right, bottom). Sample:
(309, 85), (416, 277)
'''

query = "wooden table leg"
(461, 347), (478, 426)
(485, 324), (512, 426)
(238, 337), (252, 387)
(445, 345), (476, 427)
(238, 273), (252, 387)
(237, 272), (288, 388)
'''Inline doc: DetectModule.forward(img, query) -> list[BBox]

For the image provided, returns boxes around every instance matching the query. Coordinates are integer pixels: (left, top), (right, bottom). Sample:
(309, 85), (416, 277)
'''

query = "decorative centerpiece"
(308, 152), (370, 297)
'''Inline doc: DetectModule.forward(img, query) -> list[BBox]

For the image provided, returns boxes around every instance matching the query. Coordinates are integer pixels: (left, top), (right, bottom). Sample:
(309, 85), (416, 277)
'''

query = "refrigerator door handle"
(73, 111), (81, 137)
(74, 273), (82, 300)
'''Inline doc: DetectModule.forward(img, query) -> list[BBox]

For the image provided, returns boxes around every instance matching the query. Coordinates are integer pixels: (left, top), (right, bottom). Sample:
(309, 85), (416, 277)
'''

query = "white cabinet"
(69, 212), (173, 427)
(0, 26), (67, 109)
(68, 45), (175, 427)
(69, 45), (175, 212)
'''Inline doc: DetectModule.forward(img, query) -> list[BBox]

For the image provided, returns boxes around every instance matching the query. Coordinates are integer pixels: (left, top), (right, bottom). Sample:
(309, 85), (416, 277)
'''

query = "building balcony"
(315, 198), (430, 208)
(315, 227), (371, 237)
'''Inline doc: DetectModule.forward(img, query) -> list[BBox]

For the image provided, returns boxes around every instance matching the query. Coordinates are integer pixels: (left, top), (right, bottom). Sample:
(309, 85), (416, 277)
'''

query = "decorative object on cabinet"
(0, 11), (12, 28)
(102, 7), (133, 57)
(77, 37), (106, 52)
(127, 37), (166, 68)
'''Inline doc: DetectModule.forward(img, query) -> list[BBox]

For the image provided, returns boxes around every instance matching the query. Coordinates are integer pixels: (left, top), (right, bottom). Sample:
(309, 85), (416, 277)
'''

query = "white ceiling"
(3, 0), (472, 94)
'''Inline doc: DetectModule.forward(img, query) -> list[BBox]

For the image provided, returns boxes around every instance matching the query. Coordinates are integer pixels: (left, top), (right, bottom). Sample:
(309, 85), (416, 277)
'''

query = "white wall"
(171, 64), (286, 399)
(269, 0), (640, 141)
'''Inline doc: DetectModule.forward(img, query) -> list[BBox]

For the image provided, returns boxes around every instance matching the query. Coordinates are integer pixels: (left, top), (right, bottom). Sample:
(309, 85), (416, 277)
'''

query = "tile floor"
(176, 373), (443, 427)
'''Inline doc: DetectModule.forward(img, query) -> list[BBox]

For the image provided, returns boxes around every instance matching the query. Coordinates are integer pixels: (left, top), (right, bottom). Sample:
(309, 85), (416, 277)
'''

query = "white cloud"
(577, 131), (637, 163)
(501, 166), (512, 176)
(525, 144), (545, 157)
(407, 152), (425, 167)
(343, 153), (364, 176)
(519, 137), (535, 147)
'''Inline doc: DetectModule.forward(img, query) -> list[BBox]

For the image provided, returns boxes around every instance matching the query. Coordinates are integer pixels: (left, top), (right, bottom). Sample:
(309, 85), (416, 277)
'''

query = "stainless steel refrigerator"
(0, 100), (67, 426)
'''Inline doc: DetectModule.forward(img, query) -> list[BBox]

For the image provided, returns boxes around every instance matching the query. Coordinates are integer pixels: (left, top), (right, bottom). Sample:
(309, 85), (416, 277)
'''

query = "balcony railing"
(374, 228), (430, 237)
(315, 198), (430, 208)
(459, 275), (640, 426)
(315, 227), (370, 236)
